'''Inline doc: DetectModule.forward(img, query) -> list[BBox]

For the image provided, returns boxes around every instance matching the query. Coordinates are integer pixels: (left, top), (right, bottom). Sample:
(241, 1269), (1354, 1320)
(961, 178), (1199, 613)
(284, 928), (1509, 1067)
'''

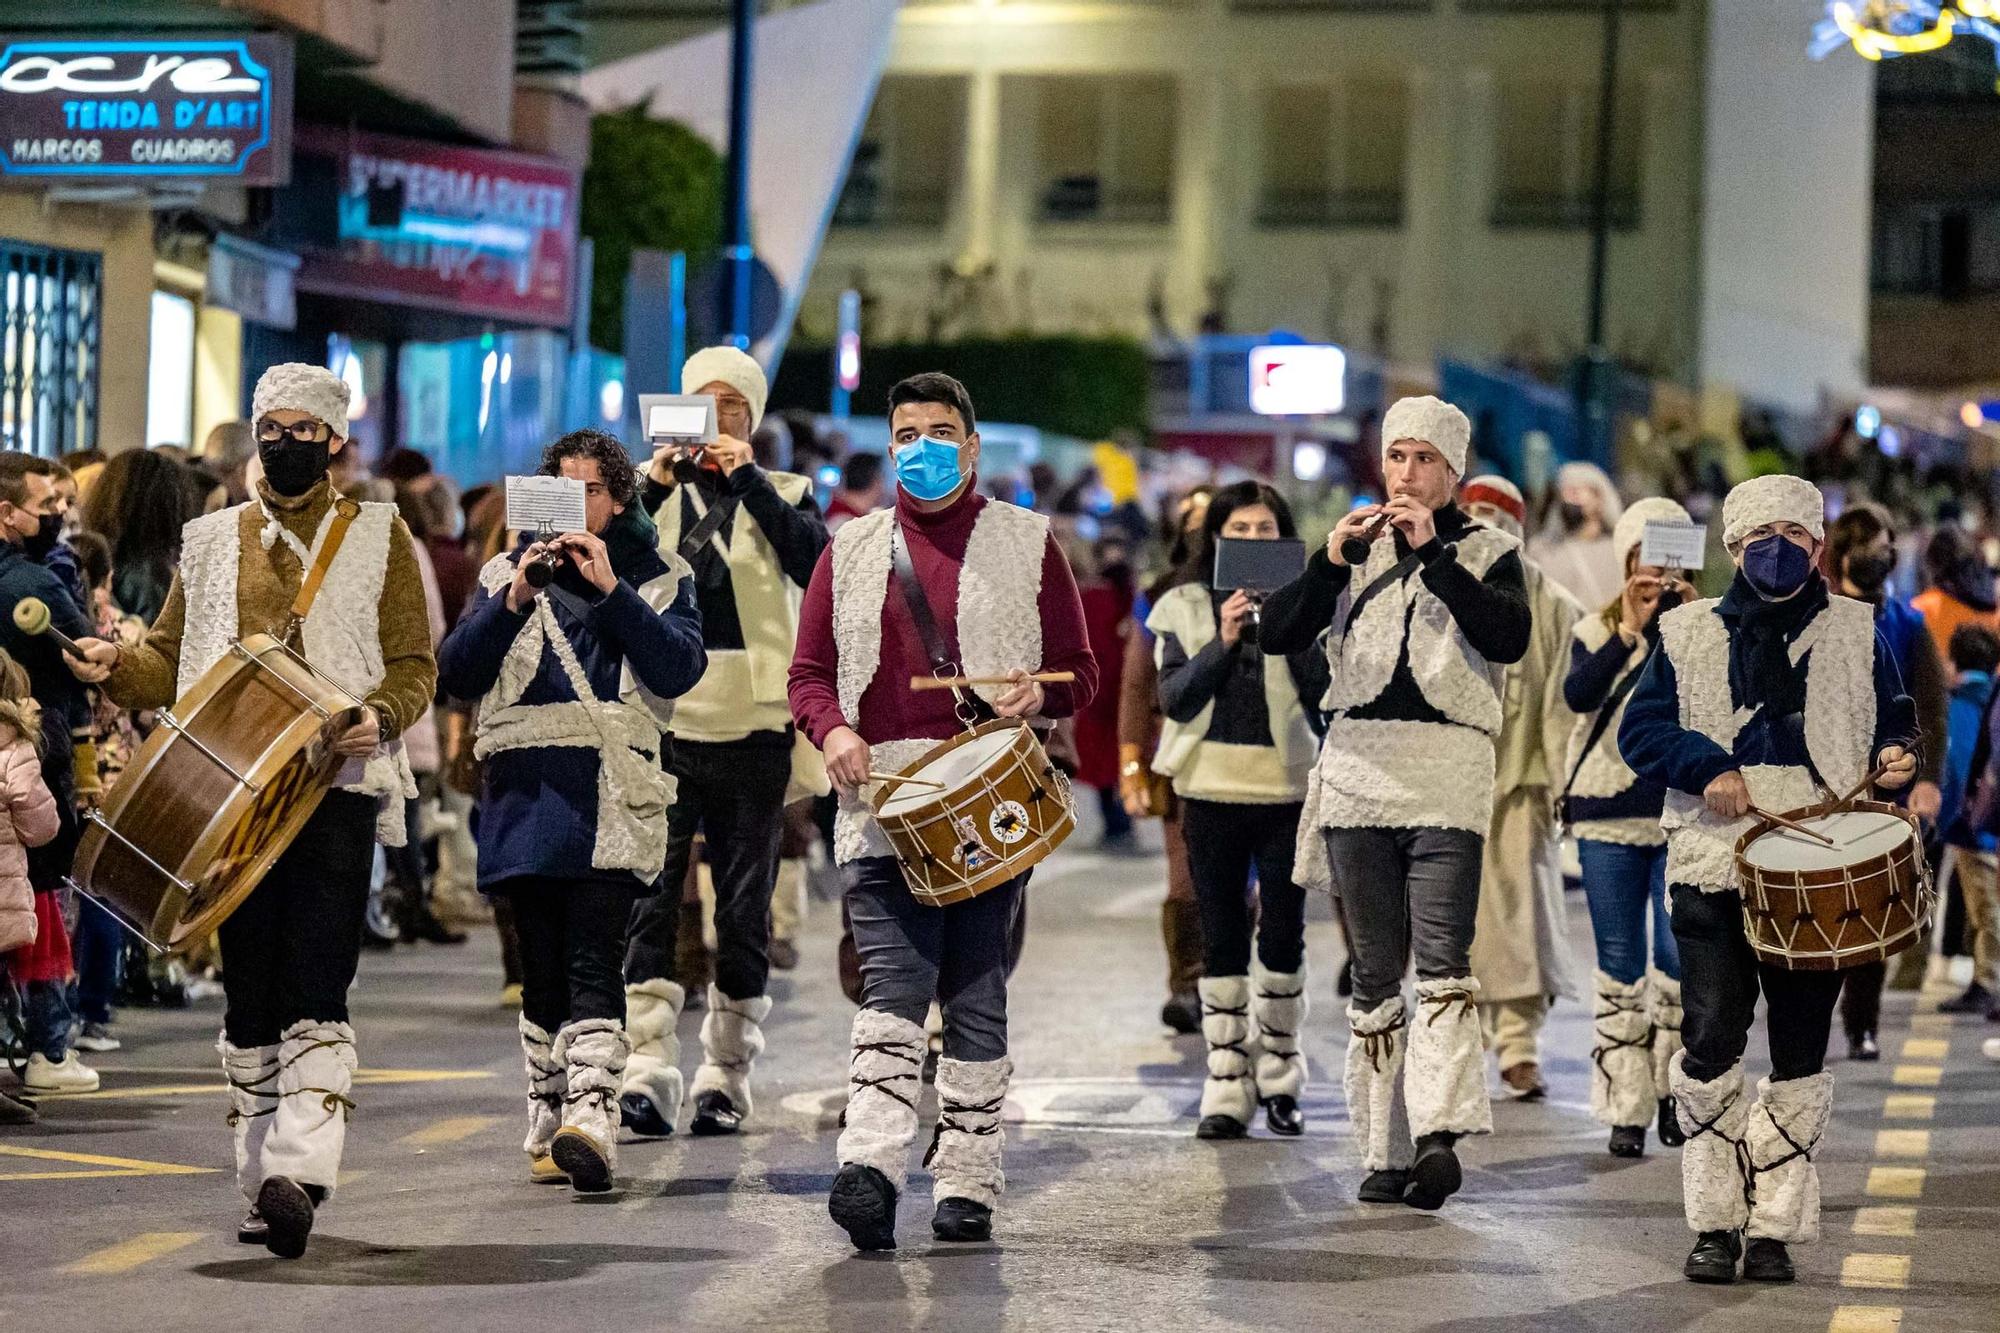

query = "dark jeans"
(1671, 883), (1848, 1083)
(846, 856), (1024, 1063)
(625, 739), (791, 1000)
(502, 876), (639, 1035)
(1181, 797), (1307, 977)
(24, 980), (70, 1060)
(1577, 839), (1680, 985)
(71, 897), (124, 1026)
(219, 791), (380, 1047)
(1323, 825), (1484, 1006)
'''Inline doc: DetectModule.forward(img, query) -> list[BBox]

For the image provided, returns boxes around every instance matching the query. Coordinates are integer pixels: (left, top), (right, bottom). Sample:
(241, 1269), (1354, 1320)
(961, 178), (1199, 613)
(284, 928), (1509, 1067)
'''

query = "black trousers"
(1671, 883), (1849, 1084)
(624, 739), (791, 999)
(502, 876), (641, 1036)
(1180, 798), (1307, 977)
(219, 790), (379, 1048)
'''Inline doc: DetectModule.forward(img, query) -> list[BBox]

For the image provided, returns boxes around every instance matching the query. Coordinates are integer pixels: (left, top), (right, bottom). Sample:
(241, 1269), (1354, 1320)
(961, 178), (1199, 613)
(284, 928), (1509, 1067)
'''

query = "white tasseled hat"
(1612, 496), (1694, 569)
(1721, 474), (1825, 549)
(251, 363), (351, 438)
(681, 345), (769, 432)
(1381, 395), (1470, 475)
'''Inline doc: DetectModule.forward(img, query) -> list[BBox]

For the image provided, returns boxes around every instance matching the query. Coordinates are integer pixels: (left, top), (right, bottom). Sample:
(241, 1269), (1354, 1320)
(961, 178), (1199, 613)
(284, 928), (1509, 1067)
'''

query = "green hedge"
(772, 337), (1150, 440)
(580, 108), (724, 355)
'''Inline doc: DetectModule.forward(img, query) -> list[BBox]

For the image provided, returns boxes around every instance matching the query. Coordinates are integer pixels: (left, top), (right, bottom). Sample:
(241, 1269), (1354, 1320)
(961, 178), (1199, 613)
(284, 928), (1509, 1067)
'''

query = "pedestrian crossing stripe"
(0, 1144), (217, 1182)
(1898, 1038), (1948, 1061)
(70, 1068), (495, 1101)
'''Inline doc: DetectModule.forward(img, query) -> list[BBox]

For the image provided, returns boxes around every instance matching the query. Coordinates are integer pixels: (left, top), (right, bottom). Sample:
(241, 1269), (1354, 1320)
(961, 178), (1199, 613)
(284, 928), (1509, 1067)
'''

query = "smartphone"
(1213, 537), (1306, 593)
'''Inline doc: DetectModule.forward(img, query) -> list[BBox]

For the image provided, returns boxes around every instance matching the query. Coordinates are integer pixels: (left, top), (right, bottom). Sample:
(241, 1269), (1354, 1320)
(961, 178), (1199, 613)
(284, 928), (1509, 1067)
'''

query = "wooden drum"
(1734, 800), (1933, 972)
(70, 634), (367, 955)
(872, 721), (1075, 907)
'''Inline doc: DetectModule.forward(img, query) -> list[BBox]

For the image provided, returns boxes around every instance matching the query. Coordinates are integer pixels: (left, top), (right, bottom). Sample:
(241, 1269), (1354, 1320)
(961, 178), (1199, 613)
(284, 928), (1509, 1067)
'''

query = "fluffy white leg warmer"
(621, 979), (686, 1128)
(554, 1018), (630, 1170)
(690, 987), (773, 1117)
(261, 1019), (357, 1198)
(519, 1015), (565, 1158)
(1250, 962), (1309, 1102)
(1345, 995), (1413, 1172)
(1197, 976), (1256, 1124)
(219, 1034), (280, 1203)
(1744, 1071), (1835, 1244)
(837, 1007), (927, 1195)
(924, 1055), (1011, 1209)
(1407, 976), (1492, 1139)
(1589, 971), (1656, 1128)
(1649, 971), (1684, 1096)
(1671, 1051), (1751, 1234)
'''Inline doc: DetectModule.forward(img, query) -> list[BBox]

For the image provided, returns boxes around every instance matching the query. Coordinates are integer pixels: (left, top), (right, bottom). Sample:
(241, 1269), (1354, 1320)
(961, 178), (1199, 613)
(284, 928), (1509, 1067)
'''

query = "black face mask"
(19, 512), (60, 562)
(1558, 501), (1589, 533)
(1846, 551), (1894, 596)
(259, 435), (331, 497)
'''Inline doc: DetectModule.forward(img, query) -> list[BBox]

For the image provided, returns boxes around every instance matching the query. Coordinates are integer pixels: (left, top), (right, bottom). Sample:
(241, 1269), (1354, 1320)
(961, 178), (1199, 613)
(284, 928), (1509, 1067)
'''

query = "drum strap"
(890, 523), (996, 726)
(288, 499), (362, 628)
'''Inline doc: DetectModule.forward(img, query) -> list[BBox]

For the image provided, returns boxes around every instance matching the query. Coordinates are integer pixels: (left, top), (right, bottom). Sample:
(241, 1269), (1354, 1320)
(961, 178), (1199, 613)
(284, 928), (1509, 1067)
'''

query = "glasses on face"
(256, 418), (328, 444)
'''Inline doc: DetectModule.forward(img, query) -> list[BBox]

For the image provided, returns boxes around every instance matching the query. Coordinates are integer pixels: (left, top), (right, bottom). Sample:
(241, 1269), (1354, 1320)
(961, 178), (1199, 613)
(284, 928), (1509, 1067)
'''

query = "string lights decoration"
(1810, 2), (2000, 82)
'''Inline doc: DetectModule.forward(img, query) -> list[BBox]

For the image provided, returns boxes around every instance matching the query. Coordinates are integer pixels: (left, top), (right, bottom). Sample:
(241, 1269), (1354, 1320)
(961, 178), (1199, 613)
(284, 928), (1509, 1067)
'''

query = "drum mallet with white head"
(13, 597), (88, 659)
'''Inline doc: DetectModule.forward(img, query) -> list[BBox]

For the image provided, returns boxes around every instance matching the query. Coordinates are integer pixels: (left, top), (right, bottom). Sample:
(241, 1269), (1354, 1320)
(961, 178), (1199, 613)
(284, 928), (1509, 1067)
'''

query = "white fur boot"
(690, 987), (773, 1132)
(1250, 962), (1309, 1103)
(1649, 972), (1685, 1096)
(218, 1034), (280, 1202)
(1590, 971), (1656, 1128)
(837, 1007), (928, 1194)
(1197, 976), (1256, 1131)
(620, 979), (685, 1136)
(520, 1015), (566, 1180)
(1670, 1051), (1751, 1234)
(261, 1019), (357, 1198)
(925, 1055), (1011, 1209)
(1744, 1071), (1835, 1244)
(1345, 995), (1413, 1172)
(1407, 976), (1493, 1139)
(551, 1017), (629, 1192)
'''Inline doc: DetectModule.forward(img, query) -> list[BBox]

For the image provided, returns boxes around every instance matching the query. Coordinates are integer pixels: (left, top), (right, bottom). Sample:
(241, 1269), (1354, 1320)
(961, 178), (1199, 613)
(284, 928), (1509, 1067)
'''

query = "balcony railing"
(1490, 189), (1640, 230)
(1256, 188), (1405, 229)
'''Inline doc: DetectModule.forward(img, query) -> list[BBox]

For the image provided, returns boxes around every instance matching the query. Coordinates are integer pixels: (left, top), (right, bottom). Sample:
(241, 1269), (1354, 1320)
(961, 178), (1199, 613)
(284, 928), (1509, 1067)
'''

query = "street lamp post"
(724, 0), (756, 350)
(1579, 0), (1622, 465)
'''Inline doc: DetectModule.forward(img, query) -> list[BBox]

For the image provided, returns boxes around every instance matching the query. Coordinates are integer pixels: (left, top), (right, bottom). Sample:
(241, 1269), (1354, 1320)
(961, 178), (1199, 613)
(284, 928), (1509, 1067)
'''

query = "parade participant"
(1619, 474), (1916, 1285)
(439, 430), (704, 1195)
(1562, 497), (1695, 1158)
(1940, 624), (2000, 1018)
(620, 347), (829, 1140)
(73, 364), (436, 1259)
(1530, 461), (1625, 610)
(790, 371), (1097, 1250)
(1263, 396), (1531, 1212)
(1459, 476), (1582, 1104)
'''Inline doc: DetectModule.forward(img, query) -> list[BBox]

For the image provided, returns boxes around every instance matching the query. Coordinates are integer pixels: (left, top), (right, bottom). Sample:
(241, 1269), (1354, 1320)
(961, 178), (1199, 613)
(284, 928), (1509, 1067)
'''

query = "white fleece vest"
(177, 501), (416, 846)
(470, 554), (691, 879)
(1145, 583), (1314, 801)
(1655, 595), (1876, 891)
(827, 502), (1048, 864)
(1564, 616), (1664, 847)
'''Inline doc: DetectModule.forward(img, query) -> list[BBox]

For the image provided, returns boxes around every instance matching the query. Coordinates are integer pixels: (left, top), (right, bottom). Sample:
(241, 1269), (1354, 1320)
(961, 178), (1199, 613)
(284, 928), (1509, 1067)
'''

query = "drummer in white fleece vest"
(1618, 474), (1917, 1286)
(1261, 395), (1531, 1213)
(789, 372), (1098, 1251)
(77, 363), (437, 1260)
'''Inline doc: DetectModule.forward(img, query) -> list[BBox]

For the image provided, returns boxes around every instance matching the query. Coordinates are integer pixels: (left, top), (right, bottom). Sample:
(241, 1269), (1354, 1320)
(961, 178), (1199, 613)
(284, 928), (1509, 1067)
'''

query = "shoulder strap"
(1340, 547), (1425, 636)
(1559, 643), (1651, 801)
(289, 498), (361, 625)
(676, 488), (737, 565)
(891, 521), (995, 724)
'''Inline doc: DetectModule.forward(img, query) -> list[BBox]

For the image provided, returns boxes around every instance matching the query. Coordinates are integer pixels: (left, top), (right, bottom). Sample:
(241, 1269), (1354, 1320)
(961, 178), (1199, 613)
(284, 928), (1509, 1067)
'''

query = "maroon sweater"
(790, 484), (1098, 747)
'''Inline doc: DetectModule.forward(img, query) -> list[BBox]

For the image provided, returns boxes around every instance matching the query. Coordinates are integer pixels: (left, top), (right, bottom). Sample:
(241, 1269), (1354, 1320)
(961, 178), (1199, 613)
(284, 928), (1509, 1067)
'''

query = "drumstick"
(1745, 805), (1838, 847)
(910, 672), (1077, 691)
(867, 771), (947, 791)
(12, 597), (86, 658)
(1832, 764), (1891, 810)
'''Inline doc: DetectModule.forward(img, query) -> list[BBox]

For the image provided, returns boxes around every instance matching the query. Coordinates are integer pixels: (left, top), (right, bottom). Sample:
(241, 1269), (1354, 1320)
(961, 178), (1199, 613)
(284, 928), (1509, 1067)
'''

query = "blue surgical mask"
(892, 435), (965, 503)
(1742, 534), (1814, 599)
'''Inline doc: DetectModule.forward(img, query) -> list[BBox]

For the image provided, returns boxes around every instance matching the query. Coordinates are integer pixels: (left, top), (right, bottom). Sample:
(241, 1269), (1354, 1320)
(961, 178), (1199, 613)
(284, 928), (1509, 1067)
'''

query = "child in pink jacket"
(0, 651), (68, 1116)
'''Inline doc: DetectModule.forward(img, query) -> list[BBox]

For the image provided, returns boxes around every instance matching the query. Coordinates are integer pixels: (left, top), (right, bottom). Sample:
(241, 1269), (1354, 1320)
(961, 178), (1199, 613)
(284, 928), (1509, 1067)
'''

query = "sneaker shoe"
(829, 1162), (898, 1251)
(1982, 1036), (2000, 1062)
(256, 1176), (316, 1260)
(1849, 1032), (1880, 1061)
(1938, 981), (1993, 1015)
(1500, 1061), (1545, 1101)
(550, 1126), (614, 1193)
(74, 1023), (121, 1054)
(23, 1051), (99, 1093)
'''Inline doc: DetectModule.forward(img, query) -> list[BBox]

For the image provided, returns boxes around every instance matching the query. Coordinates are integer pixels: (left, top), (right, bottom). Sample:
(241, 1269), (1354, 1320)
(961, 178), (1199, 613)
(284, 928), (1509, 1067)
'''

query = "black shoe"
(1657, 1098), (1686, 1148)
(1741, 1237), (1795, 1283)
(550, 1127), (614, 1193)
(768, 938), (800, 972)
(1196, 1114), (1248, 1140)
(1160, 992), (1200, 1035)
(405, 906), (468, 946)
(1404, 1134), (1462, 1211)
(256, 1176), (315, 1260)
(1939, 981), (1993, 1015)
(1608, 1125), (1647, 1158)
(922, 1042), (940, 1085)
(620, 1090), (674, 1138)
(1684, 1229), (1742, 1284)
(1358, 1169), (1409, 1204)
(1336, 960), (1353, 998)
(0, 1089), (35, 1125)
(689, 1090), (743, 1136)
(1849, 1032), (1881, 1062)
(236, 1205), (267, 1245)
(1262, 1095), (1304, 1137)
(932, 1196), (993, 1243)
(829, 1162), (898, 1251)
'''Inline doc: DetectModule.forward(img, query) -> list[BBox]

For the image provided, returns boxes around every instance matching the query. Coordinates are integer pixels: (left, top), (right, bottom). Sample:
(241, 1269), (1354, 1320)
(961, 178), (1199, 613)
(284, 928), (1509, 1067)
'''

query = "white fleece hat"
(682, 345), (768, 432)
(1722, 474), (1824, 549)
(1381, 395), (1470, 475)
(1613, 496), (1693, 569)
(251, 363), (351, 438)
(1555, 460), (1625, 528)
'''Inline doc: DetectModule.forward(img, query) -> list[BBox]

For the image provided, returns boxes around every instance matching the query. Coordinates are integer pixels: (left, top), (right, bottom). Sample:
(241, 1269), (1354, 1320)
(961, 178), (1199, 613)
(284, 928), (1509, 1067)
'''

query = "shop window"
(1874, 205), (2000, 299)
(0, 242), (101, 458)
(1491, 78), (1642, 230)
(147, 291), (196, 449)
(835, 76), (966, 229)
(1257, 76), (1408, 228)
(1031, 76), (1177, 225)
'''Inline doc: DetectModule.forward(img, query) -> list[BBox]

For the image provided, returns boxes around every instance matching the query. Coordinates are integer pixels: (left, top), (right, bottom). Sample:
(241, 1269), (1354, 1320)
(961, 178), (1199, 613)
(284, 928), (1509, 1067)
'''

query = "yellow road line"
(1864, 1166), (1926, 1199)
(62, 1232), (204, 1275)
(1890, 1065), (1943, 1088)
(1841, 1253), (1912, 1291)
(1898, 1037), (1948, 1061)
(1852, 1206), (1918, 1238)
(1872, 1129), (1931, 1159)
(1881, 1093), (1934, 1120)
(1829, 1307), (1904, 1333)
(0, 1144), (214, 1176)
(399, 1115), (499, 1147)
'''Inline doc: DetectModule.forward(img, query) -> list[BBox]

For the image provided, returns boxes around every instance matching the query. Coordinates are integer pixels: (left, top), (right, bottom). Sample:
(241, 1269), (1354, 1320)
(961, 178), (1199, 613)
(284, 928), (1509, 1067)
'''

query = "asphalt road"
(3, 842), (1995, 1333)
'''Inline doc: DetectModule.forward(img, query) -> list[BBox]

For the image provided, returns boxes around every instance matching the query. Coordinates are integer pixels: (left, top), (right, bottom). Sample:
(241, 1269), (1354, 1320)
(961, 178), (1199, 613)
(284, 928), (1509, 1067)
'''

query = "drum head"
(1742, 810), (1912, 873)
(879, 728), (1020, 815)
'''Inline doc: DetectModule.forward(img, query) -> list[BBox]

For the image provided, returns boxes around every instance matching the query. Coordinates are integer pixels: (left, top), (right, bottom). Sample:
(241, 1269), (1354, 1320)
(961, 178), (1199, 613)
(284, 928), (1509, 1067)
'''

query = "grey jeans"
(845, 856), (1026, 1063)
(1322, 826), (1484, 1006)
